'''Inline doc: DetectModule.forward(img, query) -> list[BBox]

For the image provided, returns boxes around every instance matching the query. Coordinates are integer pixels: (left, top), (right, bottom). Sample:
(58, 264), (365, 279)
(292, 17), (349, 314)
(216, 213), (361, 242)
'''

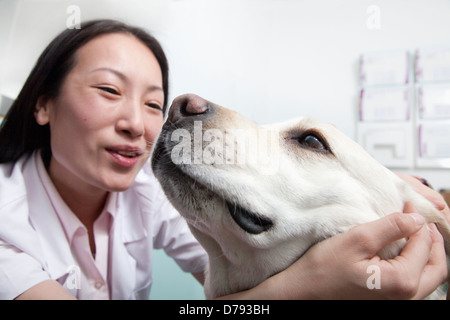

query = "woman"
(0, 19), (207, 300)
(0, 19), (447, 300)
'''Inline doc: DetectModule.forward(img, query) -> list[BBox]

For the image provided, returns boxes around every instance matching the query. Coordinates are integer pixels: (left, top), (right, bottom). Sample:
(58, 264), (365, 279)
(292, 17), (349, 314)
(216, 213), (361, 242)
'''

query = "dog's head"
(151, 94), (445, 298)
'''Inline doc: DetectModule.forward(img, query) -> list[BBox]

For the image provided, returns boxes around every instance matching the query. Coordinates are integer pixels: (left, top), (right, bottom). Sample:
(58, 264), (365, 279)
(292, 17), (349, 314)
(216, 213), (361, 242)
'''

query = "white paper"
(419, 123), (450, 159)
(359, 87), (410, 122)
(415, 47), (450, 83)
(417, 84), (450, 119)
(359, 51), (410, 86)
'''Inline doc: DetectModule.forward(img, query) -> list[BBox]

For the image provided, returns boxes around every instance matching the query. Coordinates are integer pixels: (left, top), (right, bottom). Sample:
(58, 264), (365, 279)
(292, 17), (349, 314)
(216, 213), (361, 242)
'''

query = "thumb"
(354, 209), (425, 257)
(402, 202), (427, 230)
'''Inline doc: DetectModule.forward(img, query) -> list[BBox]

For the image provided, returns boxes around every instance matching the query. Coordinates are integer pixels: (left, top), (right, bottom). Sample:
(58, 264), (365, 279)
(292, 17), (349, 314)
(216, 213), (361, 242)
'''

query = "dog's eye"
(297, 133), (329, 152)
(302, 135), (324, 150)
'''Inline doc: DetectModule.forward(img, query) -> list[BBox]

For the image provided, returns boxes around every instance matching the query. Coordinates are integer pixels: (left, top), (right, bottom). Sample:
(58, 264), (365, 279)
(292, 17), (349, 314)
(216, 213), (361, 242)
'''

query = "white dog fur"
(152, 94), (450, 299)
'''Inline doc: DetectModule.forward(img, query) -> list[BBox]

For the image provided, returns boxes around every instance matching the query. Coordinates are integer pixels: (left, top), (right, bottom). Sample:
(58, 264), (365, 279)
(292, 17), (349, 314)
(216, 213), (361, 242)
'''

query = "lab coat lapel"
(109, 189), (148, 300)
(0, 155), (43, 259)
(24, 154), (76, 283)
(109, 221), (136, 300)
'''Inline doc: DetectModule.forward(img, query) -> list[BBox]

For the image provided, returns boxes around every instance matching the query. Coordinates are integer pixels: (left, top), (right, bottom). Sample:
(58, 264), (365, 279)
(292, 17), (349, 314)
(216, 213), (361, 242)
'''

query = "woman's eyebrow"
(90, 67), (128, 81)
(89, 67), (163, 92)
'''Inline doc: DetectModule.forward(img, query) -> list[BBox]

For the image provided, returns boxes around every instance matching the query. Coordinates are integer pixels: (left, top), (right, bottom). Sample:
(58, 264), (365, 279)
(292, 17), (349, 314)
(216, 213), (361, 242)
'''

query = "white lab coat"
(0, 152), (208, 300)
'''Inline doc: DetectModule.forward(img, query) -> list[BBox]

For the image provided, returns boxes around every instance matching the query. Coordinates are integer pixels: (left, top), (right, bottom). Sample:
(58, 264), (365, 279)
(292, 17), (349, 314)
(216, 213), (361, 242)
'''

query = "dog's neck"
(191, 227), (311, 299)
(204, 248), (277, 299)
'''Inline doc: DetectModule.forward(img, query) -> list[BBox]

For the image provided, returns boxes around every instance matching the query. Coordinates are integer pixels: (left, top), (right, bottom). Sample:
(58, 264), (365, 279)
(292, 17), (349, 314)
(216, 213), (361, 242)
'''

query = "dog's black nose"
(168, 94), (210, 123)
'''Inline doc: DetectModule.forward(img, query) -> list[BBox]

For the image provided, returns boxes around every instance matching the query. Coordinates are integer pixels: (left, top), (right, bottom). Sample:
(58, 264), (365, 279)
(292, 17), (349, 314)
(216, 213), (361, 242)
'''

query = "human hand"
(397, 173), (450, 225)
(397, 174), (450, 299)
(267, 203), (447, 300)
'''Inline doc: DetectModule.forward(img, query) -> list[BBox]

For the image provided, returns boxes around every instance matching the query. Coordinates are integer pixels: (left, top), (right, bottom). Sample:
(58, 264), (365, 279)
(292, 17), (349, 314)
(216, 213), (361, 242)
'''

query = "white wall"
(1, 0), (450, 297)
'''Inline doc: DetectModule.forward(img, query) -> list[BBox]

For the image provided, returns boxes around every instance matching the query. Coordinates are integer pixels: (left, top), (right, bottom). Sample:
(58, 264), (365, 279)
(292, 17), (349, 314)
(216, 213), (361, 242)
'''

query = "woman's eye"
(298, 134), (328, 151)
(97, 86), (119, 95)
(146, 103), (163, 111)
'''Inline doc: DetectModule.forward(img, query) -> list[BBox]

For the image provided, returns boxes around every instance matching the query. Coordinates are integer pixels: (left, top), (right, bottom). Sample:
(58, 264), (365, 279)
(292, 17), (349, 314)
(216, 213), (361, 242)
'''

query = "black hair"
(0, 19), (169, 164)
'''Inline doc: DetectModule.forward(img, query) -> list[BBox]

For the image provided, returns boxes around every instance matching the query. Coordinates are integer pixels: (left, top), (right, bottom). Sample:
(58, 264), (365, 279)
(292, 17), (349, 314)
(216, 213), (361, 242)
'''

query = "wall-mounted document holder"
(358, 47), (450, 170)
(417, 84), (450, 120)
(358, 51), (413, 168)
(359, 87), (410, 122)
(414, 47), (450, 168)
(417, 121), (450, 168)
(357, 122), (414, 168)
(415, 47), (450, 83)
(359, 51), (410, 86)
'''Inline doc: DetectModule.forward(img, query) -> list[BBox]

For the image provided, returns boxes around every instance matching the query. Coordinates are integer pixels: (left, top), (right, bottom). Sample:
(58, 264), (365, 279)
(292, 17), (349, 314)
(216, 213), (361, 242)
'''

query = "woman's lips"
(106, 146), (144, 167)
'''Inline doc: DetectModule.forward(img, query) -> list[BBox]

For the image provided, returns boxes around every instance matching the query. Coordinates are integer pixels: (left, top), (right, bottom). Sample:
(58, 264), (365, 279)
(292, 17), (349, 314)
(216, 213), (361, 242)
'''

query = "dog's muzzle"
(153, 94), (274, 235)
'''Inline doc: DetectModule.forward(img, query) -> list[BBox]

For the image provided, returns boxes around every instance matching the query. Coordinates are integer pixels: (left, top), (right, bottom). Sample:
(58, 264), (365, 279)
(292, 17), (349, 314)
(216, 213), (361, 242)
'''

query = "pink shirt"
(36, 154), (114, 300)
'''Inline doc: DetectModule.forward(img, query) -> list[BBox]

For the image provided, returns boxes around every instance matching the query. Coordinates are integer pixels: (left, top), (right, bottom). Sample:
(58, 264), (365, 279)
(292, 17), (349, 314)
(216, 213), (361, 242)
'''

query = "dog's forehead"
(264, 117), (334, 133)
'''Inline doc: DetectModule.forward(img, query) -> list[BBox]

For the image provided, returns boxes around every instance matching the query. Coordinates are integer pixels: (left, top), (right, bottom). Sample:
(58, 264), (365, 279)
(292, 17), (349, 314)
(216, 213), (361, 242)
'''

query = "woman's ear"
(34, 96), (52, 126)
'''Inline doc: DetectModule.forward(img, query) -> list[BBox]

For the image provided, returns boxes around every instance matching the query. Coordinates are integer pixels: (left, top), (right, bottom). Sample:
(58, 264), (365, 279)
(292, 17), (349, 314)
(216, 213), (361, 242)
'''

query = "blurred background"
(1, 0), (450, 299)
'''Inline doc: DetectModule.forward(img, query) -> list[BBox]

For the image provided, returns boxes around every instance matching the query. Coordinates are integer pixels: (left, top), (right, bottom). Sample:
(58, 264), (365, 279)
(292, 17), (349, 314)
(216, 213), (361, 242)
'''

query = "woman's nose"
(167, 94), (210, 123)
(116, 99), (145, 138)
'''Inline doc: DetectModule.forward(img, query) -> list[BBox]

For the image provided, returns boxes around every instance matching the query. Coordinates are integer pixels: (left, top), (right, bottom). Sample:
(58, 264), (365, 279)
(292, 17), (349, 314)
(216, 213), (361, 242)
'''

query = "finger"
(397, 174), (450, 223)
(399, 203), (430, 270)
(397, 173), (433, 195)
(412, 223), (448, 299)
(395, 222), (432, 274)
(352, 211), (425, 258)
(403, 202), (418, 214)
(373, 223), (432, 299)
(427, 224), (446, 269)
(432, 197), (447, 211)
(438, 200), (450, 226)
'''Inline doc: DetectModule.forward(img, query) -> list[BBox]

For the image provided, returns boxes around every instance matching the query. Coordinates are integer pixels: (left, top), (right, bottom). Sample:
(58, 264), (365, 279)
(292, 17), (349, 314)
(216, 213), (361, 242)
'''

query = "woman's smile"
(105, 145), (145, 168)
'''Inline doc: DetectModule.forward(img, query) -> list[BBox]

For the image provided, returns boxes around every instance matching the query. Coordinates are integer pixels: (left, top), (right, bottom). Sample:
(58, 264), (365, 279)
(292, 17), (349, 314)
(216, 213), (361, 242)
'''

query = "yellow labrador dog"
(151, 94), (450, 299)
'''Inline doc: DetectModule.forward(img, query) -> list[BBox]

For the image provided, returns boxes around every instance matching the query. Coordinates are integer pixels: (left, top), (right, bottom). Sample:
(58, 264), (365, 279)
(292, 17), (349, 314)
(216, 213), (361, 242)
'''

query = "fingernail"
(409, 213), (425, 226)
(432, 198), (446, 211)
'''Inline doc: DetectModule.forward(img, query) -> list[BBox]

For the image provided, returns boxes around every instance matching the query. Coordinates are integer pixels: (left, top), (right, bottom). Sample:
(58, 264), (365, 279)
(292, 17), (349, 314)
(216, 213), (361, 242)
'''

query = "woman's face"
(35, 33), (164, 193)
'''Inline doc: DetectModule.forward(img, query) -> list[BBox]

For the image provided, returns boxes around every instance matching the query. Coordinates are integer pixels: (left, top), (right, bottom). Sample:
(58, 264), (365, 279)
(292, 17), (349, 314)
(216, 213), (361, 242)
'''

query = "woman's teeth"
(116, 151), (137, 158)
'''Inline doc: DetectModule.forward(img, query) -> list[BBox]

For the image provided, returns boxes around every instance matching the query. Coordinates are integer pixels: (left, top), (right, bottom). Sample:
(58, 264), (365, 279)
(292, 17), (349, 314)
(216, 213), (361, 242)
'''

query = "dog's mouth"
(226, 201), (273, 235)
